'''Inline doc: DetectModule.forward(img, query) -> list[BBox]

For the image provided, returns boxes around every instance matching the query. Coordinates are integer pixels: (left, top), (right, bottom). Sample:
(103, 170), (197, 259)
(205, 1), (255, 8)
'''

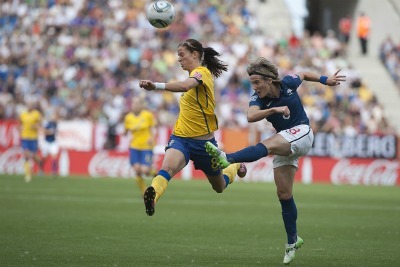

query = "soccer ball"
(146, 1), (176, 28)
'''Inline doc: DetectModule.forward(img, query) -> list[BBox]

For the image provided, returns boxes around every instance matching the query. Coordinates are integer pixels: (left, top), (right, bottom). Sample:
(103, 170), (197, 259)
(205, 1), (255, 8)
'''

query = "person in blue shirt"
(40, 114), (59, 176)
(205, 57), (346, 265)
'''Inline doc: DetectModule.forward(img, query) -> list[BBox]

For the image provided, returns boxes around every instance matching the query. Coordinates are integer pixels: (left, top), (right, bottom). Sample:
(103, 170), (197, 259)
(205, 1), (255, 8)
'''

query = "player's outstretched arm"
(298, 70), (346, 86)
(139, 77), (200, 92)
(326, 69), (347, 86)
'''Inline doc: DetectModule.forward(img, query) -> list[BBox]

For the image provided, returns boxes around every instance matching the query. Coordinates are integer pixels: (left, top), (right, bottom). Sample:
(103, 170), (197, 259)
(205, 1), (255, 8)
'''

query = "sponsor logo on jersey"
(250, 95), (258, 101)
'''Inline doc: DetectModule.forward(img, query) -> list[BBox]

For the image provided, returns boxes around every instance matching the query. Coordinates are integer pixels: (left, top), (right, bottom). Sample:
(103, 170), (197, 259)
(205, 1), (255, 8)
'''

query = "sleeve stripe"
(190, 76), (203, 84)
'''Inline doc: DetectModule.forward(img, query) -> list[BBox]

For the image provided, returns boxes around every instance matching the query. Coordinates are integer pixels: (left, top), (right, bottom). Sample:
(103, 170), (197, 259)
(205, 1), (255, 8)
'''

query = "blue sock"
(280, 197), (298, 244)
(158, 170), (172, 181)
(226, 143), (268, 163)
(223, 174), (230, 188)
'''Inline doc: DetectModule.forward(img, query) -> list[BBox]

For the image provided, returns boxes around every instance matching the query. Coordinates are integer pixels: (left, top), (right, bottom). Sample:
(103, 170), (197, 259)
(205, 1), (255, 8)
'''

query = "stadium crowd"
(0, 0), (397, 140)
(380, 36), (400, 91)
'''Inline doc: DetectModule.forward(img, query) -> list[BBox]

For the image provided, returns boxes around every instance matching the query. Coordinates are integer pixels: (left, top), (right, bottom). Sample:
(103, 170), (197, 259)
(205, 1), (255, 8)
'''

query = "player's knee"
(264, 136), (291, 156)
(211, 185), (224, 193)
(133, 168), (141, 176)
(141, 166), (151, 175)
(276, 189), (292, 200)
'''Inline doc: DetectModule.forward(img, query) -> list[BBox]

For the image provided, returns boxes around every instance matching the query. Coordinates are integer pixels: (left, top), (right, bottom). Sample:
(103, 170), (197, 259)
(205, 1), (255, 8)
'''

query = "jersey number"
(288, 128), (300, 135)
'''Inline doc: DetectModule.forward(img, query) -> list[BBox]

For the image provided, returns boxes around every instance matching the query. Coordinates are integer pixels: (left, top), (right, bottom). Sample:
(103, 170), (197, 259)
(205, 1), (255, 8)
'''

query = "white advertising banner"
(57, 120), (93, 151)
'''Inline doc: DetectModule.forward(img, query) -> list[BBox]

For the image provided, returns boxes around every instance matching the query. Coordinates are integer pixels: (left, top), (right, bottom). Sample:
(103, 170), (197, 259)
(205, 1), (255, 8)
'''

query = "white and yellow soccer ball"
(146, 1), (176, 28)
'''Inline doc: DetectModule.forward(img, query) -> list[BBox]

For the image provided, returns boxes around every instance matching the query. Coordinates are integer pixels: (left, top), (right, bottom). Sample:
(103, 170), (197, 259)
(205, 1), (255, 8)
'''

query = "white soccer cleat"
(283, 236), (303, 265)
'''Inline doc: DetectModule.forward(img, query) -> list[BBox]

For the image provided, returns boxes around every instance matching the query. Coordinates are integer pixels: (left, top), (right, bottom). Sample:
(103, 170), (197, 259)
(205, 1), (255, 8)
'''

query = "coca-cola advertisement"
(1, 146), (399, 186)
(1, 119), (399, 186)
(1, 119), (399, 158)
(0, 120), (20, 148)
(330, 159), (399, 185)
(0, 146), (24, 174)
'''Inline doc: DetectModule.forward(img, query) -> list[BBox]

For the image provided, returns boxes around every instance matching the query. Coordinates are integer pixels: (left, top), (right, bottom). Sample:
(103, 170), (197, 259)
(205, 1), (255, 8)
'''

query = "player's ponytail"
(179, 39), (228, 78)
(202, 47), (228, 78)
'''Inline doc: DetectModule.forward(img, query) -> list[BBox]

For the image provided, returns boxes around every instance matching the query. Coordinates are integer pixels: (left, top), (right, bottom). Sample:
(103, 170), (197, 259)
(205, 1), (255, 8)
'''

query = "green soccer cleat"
(283, 236), (303, 265)
(205, 141), (231, 169)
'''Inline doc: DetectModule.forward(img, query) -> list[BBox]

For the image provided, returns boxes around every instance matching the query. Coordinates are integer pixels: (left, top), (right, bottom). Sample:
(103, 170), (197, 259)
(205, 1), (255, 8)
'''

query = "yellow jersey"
(124, 110), (156, 150)
(20, 109), (42, 140)
(173, 66), (218, 137)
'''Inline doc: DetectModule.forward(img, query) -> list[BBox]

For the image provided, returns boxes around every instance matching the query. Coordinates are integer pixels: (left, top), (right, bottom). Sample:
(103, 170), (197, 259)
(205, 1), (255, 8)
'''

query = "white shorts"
(273, 124), (314, 168)
(41, 141), (59, 157)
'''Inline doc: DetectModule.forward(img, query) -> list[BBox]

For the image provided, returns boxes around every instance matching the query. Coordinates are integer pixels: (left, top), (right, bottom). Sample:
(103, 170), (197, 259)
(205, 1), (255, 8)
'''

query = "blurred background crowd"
(0, 0), (398, 143)
(380, 36), (400, 92)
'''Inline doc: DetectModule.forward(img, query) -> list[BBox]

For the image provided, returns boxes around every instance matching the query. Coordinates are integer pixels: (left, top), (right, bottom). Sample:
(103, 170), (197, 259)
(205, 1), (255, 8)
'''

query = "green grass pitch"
(1, 174), (399, 266)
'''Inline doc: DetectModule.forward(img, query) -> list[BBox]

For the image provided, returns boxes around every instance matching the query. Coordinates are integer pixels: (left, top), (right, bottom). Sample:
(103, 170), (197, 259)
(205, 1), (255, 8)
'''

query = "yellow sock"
(24, 161), (32, 182)
(151, 175), (169, 203)
(135, 176), (147, 194)
(222, 163), (241, 184)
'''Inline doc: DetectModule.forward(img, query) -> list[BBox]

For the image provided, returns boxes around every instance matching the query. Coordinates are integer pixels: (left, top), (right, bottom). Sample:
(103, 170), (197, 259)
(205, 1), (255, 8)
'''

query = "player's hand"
(327, 69), (346, 86)
(274, 106), (290, 117)
(139, 80), (156, 91)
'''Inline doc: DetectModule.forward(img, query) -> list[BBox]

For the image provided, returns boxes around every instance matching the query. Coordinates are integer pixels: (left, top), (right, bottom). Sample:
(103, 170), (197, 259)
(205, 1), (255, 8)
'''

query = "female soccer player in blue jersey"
(205, 57), (346, 264)
(40, 113), (59, 176)
(139, 39), (246, 216)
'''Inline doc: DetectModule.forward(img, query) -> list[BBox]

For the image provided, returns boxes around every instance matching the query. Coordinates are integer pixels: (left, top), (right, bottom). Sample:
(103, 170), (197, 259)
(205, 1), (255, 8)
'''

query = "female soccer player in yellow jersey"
(139, 38), (246, 216)
(124, 97), (156, 195)
(19, 100), (43, 182)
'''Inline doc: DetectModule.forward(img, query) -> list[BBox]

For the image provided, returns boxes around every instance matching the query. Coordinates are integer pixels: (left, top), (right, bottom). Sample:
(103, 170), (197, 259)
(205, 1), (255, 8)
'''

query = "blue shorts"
(21, 139), (38, 153)
(166, 135), (221, 176)
(129, 148), (153, 166)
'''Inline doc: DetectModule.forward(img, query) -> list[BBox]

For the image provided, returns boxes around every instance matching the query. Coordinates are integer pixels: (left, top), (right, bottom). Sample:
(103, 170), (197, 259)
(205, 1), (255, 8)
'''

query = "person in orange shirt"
(357, 12), (371, 55)
(339, 15), (352, 45)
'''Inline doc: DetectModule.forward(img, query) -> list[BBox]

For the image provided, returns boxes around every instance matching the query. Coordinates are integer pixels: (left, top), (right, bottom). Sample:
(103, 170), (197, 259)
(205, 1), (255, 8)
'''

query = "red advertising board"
(0, 120), (20, 148)
(1, 147), (399, 186)
(1, 119), (399, 185)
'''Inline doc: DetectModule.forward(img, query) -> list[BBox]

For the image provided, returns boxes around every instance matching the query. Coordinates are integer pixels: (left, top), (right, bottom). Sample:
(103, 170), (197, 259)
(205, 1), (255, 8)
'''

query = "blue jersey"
(249, 74), (309, 132)
(44, 121), (57, 143)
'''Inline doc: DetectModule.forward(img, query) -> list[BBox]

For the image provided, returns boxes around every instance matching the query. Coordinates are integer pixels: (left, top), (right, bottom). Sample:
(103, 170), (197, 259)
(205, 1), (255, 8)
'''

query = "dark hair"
(178, 39), (228, 78)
